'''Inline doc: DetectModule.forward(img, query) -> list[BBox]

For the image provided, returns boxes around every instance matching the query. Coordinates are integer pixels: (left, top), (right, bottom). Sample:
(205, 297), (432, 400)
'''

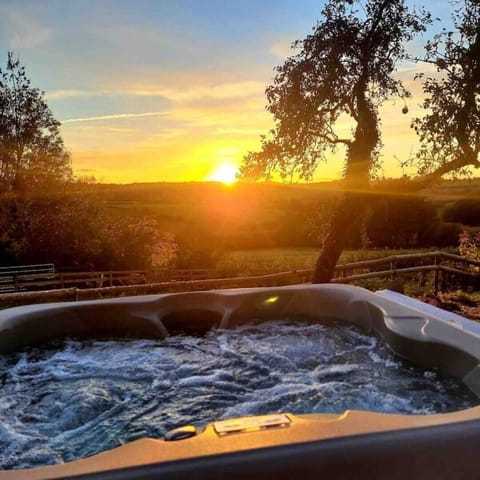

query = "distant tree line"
(443, 199), (480, 226)
(96, 183), (477, 257)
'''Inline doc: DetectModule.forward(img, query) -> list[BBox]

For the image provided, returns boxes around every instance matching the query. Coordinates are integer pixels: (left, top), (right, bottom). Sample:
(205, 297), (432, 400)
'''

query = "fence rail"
(0, 263), (55, 275)
(0, 251), (477, 306)
(0, 264), (55, 294)
(0, 269), (147, 293)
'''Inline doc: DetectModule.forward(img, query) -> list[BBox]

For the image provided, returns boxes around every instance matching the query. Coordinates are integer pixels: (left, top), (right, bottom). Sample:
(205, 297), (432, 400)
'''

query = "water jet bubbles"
(0, 322), (477, 469)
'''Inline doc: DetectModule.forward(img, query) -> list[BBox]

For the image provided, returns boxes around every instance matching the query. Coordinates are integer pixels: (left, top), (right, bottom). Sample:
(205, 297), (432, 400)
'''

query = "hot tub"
(0, 284), (480, 480)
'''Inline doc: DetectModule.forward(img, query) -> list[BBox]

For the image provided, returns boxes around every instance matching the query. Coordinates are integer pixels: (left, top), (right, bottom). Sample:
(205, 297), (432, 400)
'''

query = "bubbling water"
(0, 321), (478, 469)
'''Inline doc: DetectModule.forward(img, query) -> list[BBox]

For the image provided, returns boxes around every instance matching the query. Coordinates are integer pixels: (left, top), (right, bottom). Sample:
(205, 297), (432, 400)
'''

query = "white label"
(214, 414), (291, 434)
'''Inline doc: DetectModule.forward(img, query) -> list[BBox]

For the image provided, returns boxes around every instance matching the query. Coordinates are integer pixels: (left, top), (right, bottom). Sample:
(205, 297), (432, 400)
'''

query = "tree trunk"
(312, 79), (378, 283)
(312, 192), (368, 283)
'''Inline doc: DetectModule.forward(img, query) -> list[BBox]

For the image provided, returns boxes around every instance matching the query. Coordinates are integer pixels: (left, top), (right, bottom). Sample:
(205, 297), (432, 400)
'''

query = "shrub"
(444, 199), (480, 226)
(0, 194), (178, 271)
(459, 229), (480, 272)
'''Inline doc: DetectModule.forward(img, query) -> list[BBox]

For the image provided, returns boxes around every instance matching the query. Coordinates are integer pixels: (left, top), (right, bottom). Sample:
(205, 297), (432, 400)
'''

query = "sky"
(0, 0), (450, 184)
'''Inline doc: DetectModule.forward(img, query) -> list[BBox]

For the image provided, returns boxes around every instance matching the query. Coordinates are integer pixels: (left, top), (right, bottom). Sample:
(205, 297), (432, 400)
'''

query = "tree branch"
(408, 157), (480, 191)
(319, 133), (352, 146)
(365, 0), (391, 44)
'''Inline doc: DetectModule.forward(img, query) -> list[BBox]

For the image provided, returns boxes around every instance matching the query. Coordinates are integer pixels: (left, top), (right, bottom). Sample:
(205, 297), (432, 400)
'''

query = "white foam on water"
(0, 321), (477, 470)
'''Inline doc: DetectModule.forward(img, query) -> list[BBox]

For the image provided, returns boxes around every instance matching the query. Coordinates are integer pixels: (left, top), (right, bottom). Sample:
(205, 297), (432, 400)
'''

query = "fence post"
(13, 275), (18, 292)
(390, 261), (396, 281)
(433, 255), (440, 295)
(109, 271), (113, 287)
(60, 273), (65, 288)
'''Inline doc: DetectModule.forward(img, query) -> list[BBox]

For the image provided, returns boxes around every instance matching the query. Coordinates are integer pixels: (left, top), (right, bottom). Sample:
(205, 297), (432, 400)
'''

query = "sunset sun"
(207, 163), (239, 185)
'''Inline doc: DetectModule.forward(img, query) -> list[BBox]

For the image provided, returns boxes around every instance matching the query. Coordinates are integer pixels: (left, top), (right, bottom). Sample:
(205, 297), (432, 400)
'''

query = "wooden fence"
(0, 263), (55, 293)
(0, 251), (477, 307)
(0, 269), (148, 293)
(0, 267), (237, 294)
(332, 251), (480, 291)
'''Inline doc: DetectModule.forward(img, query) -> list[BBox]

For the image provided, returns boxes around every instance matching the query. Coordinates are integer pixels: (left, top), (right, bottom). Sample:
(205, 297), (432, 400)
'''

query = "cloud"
(45, 90), (103, 101)
(62, 111), (170, 124)
(0, 5), (52, 49)
(135, 81), (265, 102)
(270, 41), (295, 59)
(46, 80), (265, 104)
(150, 129), (186, 139)
(215, 127), (265, 136)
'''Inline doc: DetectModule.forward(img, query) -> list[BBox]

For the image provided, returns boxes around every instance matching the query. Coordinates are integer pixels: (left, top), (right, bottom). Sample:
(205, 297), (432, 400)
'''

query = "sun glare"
(207, 163), (238, 185)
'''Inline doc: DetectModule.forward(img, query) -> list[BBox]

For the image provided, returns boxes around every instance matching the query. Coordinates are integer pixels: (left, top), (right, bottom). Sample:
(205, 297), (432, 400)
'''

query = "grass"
(420, 291), (480, 321)
(218, 247), (443, 275)
(217, 247), (466, 298)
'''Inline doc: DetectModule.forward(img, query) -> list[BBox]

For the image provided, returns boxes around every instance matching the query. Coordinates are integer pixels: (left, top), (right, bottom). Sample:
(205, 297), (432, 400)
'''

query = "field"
(90, 177), (480, 258)
(217, 247), (438, 274)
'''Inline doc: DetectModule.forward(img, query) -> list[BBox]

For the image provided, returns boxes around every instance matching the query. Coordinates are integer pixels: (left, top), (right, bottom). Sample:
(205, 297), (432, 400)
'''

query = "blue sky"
(0, 0), (449, 183)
